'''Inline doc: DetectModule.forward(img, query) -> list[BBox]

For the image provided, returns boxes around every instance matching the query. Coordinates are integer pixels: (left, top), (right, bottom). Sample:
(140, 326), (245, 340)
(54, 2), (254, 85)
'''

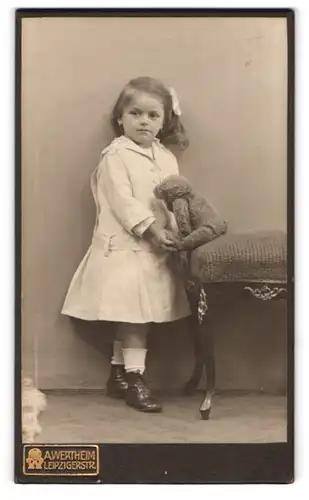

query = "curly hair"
(111, 76), (189, 150)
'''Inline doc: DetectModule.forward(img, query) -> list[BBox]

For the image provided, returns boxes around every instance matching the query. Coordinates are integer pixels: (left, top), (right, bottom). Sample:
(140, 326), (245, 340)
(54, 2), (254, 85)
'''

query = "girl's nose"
(140, 115), (149, 125)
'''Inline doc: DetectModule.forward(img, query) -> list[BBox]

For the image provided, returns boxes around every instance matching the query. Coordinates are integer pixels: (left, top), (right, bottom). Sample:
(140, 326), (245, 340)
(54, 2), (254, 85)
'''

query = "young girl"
(62, 77), (191, 413)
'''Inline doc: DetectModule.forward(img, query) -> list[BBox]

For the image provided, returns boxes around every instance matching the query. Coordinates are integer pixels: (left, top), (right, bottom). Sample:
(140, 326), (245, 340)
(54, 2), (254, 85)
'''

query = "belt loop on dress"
(103, 236), (111, 257)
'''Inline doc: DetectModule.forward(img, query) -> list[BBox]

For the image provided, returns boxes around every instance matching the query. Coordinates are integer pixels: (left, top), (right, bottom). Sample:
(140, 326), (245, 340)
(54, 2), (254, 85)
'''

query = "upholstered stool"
(185, 230), (288, 420)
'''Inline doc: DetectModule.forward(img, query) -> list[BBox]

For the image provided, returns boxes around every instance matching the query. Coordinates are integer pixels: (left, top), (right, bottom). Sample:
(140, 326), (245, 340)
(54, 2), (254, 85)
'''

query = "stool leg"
(183, 312), (204, 395)
(199, 311), (215, 420)
(183, 284), (205, 395)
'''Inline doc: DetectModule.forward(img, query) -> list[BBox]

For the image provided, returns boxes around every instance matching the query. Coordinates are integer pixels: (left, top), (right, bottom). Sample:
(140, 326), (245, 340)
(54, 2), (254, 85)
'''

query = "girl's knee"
(116, 323), (149, 346)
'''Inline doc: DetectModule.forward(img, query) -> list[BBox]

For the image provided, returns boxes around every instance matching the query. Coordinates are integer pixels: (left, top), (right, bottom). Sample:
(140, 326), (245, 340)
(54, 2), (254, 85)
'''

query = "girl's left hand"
(143, 224), (177, 251)
(155, 230), (178, 252)
(163, 230), (184, 250)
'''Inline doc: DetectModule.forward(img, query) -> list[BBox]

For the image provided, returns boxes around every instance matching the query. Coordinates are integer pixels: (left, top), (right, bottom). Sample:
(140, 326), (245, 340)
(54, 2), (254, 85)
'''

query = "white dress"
(61, 136), (191, 323)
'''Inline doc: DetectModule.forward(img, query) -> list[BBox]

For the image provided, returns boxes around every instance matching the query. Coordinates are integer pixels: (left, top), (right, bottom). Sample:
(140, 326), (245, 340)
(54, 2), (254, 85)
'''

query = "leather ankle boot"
(125, 372), (162, 413)
(106, 364), (128, 398)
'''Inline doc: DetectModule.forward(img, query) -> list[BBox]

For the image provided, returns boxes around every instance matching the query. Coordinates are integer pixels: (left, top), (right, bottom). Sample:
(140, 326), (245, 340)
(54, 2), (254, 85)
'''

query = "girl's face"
(118, 92), (165, 148)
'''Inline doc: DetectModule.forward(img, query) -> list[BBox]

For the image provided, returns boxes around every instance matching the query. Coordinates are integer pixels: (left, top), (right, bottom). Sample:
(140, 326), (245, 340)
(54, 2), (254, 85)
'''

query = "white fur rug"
(22, 377), (47, 443)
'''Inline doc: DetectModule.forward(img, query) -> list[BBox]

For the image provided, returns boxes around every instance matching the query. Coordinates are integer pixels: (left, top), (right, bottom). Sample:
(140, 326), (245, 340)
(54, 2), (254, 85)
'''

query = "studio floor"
(33, 391), (287, 444)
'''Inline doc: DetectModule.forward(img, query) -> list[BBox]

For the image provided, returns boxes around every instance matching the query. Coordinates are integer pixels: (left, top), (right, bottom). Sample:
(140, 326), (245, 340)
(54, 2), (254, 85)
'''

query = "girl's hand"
(143, 224), (177, 252)
(156, 230), (178, 252)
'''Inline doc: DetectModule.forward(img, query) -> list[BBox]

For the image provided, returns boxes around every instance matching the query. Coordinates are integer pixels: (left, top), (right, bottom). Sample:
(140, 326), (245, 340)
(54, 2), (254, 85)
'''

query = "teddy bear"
(154, 175), (227, 251)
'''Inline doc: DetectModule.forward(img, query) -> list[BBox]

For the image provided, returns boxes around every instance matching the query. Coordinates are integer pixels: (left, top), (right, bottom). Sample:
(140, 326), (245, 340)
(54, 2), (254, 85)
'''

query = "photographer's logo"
(23, 445), (99, 476)
(25, 448), (44, 470)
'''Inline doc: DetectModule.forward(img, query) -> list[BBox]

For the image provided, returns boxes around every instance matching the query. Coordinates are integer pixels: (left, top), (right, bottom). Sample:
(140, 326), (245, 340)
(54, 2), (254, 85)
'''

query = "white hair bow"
(168, 87), (182, 116)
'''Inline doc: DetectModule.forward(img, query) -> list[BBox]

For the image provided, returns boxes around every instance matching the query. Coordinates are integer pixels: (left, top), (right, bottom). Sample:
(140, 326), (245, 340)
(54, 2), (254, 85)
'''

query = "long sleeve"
(96, 152), (155, 234)
(132, 217), (155, 237)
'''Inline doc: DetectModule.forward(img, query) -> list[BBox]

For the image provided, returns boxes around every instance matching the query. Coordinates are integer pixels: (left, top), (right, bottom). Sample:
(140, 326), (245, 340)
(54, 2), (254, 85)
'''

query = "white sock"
(122, 348), (147, 374)
(111, 340), (124, 365)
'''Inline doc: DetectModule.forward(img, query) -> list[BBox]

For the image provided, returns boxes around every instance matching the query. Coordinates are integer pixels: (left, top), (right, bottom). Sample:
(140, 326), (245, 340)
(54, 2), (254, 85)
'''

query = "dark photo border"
(15, 8), (294, 484)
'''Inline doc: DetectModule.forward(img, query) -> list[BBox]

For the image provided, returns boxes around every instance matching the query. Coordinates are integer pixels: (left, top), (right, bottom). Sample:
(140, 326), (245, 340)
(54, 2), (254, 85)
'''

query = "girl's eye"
(149, 112), (160, 119)
(129, 110), (139, 116)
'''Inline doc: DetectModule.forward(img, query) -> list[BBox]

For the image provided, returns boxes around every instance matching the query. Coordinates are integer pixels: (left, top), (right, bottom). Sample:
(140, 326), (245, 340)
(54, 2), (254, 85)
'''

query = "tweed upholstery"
(191, 230), (287, 283)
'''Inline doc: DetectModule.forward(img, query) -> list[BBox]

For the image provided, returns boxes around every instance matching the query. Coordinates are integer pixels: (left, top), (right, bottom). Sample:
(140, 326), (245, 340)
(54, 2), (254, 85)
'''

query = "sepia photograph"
(17, 9), (293, 483)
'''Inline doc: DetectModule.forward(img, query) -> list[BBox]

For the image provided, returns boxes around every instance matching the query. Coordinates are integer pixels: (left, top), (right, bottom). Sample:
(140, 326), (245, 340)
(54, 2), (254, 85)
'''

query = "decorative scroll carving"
(198, 287), (208, 324)
(244, 284), (287, 300)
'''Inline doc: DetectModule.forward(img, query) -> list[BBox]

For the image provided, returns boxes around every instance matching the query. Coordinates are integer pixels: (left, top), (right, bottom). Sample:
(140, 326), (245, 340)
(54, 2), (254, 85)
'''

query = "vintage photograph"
(19, 11), (291, 456)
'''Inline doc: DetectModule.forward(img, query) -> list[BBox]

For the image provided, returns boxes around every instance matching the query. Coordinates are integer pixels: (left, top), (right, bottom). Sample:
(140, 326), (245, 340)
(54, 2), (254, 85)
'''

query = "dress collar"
(107, 135), (160, 160)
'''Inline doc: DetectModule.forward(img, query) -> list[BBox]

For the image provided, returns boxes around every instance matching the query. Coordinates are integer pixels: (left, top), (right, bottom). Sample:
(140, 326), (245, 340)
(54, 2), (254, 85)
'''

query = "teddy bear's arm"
(180, 226), (217, 251)
(172, 198), (193, 237)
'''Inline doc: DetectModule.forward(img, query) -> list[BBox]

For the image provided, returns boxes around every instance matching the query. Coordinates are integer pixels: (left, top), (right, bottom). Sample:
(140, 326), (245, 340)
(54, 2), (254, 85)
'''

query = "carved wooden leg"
(183, 311), (204, 395)
(183, 284), (216, 419)
(194, 287), (215, 420)
(199, 314), (215, 420)
(182, 280), (205, 395)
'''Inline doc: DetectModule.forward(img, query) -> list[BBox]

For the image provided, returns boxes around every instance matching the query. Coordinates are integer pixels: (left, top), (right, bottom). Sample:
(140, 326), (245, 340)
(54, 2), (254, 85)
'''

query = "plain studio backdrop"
(21, 16), (287, 392)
